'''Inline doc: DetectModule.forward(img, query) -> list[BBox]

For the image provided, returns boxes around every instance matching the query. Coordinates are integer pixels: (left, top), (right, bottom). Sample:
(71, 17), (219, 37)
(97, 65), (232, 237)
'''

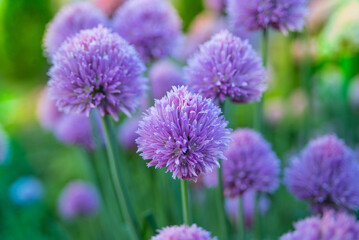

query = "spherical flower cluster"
(48, 26), (146, 120)
(151, 224), (217, 240)
(37, 87), (63, 130)
(43, 2), (108, 58)
(9, 176), (44, 205)
(185, 30), (267, 104)
(117, 116), (140, 151)
(223, 129), (280, 197)
(112, 0), (181, 62)
(54, 114), (94, 150)
(136, 86), (231, 181)
(58, 180), (100, 220)
(285, 135), (359, 212)
(149, 60), (185, 99)
(227, 0), (307, 34)
(280, 210), (359, 240)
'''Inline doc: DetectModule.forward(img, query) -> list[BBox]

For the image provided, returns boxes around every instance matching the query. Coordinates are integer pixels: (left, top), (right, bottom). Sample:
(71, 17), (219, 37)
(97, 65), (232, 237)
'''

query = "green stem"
(261, 28), (268, 68)
(238, 196), (245, 240)
(255, 28), (268, 132)
(254, 193), (263, 240)
(100, 115), (141, 240)
(181, 180), (190, 225)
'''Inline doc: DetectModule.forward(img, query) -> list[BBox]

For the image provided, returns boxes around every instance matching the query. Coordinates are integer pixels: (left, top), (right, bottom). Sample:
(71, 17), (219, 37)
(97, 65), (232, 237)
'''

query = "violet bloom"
(54, 114), (94, 150)
(227, 0), (307, 34)
(37, 87), (63, 130)
(223, 129), (279, 197)
(185, 30), (267, 104)
(117, 116), (140, 151)
(44, 2), (108, 57)
(48, 26), (146, 120)
(136, 86), (231, 181)
(205, 0), (226, 12)
(9, 176), (44, 206)
(280, 210), (359, 240)
(58, 180), (100, 220)
(285, 135), (359, 212)
(112, 0), (181, 62)
(151, 224), (217, 240)
(149, 60), (185, 99)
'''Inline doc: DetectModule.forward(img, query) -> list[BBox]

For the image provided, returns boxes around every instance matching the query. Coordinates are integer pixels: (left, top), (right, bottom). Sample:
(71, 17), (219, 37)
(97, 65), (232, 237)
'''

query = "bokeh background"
(0, 0), (359, 239)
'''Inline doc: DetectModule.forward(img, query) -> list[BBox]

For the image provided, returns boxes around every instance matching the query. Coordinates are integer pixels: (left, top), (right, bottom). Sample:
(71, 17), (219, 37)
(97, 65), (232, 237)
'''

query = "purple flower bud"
(151, 224), (217, 240)
(285, 135), (359, 212)
(185, 30), (267, 104)
(149, 60), (185, 99)
(223, 129), (280, 197)
(37, 87), (63, 130)
(54, 114), (94, 150)
(112, 0), (181, 62)
(136, 86), (231, 181)
(58, 180), (100, 220)
(280, 210), (359, 240)
(44, 2), (108, 58)
(48, 26), (147, 120)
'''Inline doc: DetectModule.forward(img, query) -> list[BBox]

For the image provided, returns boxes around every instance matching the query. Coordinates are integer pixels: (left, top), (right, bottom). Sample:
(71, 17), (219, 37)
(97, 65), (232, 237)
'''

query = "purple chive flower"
(43, 2), (108, 58)
(285, 135), (359, 212)
(227, 0), (307, 34)
(223, 129), (280, 197)
(37, 87), (63, 130)
(54, 114), (94, 150)
(205, 0), (226, 12)
(117, 116), (140, 151)
(9, 176), (44, 205)
(184, 30), (267, 104)
(136, 86), (231, 181)
(58, 180), (100, 220)
(151, 224), (217, 240)
(48, 26), (146, 120)
(225, 191), (270, 228)
(149, 60), (185, 99)
(280, 210), (359, 240)
(112, 0), (181, 62)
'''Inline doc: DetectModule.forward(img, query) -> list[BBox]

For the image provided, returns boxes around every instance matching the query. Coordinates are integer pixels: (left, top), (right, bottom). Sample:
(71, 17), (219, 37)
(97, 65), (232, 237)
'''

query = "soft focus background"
(0, 0), (359, 239)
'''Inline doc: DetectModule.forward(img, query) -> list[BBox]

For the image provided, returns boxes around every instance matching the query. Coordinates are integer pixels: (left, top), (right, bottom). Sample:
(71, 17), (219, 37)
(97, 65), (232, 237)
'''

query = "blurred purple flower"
(112, 0), (181, 62)
(136, 86), (231, 181)
(285, 135), (359, 212)
(227, 0), (307, 34)
(205, 0), (226, 12)
(223, 128), (280, 197)
(280, 210), (359, 240)
(43, 2), (108, 58)
(58, 180), (100, 220)
(225, 191), (270, 228)
(54, 114), (94, 150)
(117, 116), (140, 151)
(48, 26), (147, 120)
(185, 30), (267, 104)
(151, 224), (217, 240)
(149, 60), (185, 99)
(9, 176), (44, 205)
(37, 87), (63, 130)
